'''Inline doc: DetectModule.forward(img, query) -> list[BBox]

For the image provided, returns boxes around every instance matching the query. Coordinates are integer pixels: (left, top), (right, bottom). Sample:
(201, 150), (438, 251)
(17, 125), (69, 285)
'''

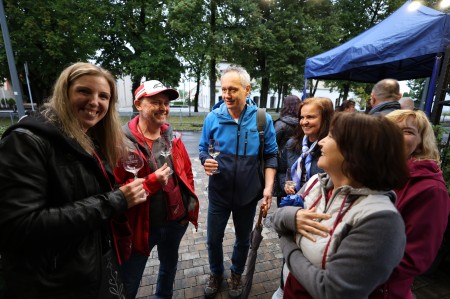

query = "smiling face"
(68, 75), (111, 132)
(135, 93), (170, 127)
(317, 134), (345, 177)
(220, 71), (250, 115)
(395, 116), (422, 158)
(299, 103), (322, 142)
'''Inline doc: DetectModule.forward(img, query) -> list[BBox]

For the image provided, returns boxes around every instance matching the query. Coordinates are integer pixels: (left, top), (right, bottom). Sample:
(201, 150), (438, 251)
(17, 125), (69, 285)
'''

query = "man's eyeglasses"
(221, 87), (240, 95)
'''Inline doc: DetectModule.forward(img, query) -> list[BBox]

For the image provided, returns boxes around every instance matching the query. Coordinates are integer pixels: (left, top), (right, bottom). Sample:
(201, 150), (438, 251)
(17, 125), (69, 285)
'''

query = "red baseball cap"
(134, 80), (179, 102)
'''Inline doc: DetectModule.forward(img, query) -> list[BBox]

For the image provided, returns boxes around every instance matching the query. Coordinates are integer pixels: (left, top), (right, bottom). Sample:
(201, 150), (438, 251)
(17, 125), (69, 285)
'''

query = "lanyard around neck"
(93, 151), (113, 191)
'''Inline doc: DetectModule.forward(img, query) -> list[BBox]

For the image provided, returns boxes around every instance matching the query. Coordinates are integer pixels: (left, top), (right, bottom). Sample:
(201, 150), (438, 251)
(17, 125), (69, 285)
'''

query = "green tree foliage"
(94, 0), (183, 98)
(168, 0), (210, 112)
(406, 78), (426, 100)
(318, 0), (404, 103)
(215, 0), (265, 106)
(0, 0), (106, 104)
(3, 0), (440, 112)
(221, 0), (269, 105)
(268, 0), (341, 102)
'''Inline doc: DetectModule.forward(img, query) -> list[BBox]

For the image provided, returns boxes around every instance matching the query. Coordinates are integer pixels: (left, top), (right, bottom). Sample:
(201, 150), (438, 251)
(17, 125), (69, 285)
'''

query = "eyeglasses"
(221, 87), (240, 95)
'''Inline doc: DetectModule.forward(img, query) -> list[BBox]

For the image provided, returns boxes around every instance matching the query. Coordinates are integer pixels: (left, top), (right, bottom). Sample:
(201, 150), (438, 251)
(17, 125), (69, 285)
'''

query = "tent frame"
(431, 45), (450, 125)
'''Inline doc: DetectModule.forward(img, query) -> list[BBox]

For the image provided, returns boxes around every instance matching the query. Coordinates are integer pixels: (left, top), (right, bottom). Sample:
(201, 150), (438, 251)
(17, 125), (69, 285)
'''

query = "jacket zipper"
(244, 131), (248, 157)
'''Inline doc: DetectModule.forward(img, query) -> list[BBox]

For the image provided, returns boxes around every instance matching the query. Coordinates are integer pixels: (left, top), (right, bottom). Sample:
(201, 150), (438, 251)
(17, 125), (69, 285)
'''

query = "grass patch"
(0, 111), (279, 136)
(0, 114), (208, 136)
(0, 117), (11, 136)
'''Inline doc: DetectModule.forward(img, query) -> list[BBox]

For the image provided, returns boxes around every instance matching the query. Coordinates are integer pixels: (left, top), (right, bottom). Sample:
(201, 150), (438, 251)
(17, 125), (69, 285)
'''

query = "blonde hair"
(42, 62), (125, 167)
(386, 110), (440, 164)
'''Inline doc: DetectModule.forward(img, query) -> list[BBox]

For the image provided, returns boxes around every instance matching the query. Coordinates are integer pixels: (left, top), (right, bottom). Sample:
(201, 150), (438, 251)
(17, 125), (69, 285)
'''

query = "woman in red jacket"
(370, 110), (450, 298)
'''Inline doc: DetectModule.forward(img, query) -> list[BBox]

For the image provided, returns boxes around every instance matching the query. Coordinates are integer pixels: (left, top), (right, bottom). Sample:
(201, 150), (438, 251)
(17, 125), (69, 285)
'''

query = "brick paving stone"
(174, 276), (197, 290)
(188, 285), (208, 298)
(192, 257), (208, 267)
(181, 251), (201, 261)
(184, 266), (204, 278)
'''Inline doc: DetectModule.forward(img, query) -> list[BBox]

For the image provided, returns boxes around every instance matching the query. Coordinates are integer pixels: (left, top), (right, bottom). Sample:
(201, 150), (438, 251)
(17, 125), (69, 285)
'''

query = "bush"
(434, 125), (450, 192)
(6, 98), (15, 108)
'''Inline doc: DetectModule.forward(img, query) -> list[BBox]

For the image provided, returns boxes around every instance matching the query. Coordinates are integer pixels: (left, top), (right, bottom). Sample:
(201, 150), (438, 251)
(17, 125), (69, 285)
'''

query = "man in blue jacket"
(199, 65), (278, 298)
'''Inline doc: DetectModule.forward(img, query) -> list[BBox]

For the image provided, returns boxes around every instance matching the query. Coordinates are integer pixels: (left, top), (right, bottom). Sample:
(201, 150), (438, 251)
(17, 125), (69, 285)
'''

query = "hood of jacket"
(278, 115), (298, 127)
(407, 158), (446, 184)
(315, 172), (397, 204)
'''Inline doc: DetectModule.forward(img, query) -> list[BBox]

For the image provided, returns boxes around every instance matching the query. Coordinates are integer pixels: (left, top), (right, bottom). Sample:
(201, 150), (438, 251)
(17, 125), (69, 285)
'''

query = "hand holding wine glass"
(208, 139), (221, 174)
(122, 148), (148, 200)
(284, 169), (296, 194)
(119, 178), (147, 208)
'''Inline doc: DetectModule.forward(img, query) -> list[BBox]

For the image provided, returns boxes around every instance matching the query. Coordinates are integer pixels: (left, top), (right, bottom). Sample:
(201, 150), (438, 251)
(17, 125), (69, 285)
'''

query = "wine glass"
(285, 169), (296, 192)
(160, 135), (175, 175)
(208, 139), (221, 174)
(122, 149), (148, 199)
(123, 150), (144, 180)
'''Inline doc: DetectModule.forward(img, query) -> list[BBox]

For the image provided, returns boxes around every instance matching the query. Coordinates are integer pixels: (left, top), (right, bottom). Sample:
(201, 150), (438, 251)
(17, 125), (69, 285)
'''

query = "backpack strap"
(257, 108), (266, 182)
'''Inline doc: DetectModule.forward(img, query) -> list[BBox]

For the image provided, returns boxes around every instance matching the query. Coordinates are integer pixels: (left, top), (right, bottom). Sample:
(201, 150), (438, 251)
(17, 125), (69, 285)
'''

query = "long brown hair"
(42, 62), (125, 167)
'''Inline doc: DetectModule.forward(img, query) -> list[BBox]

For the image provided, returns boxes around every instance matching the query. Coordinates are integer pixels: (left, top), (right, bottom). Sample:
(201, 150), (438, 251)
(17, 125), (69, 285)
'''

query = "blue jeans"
(121, 221), (188, 299)
(206, 200), (258, 276)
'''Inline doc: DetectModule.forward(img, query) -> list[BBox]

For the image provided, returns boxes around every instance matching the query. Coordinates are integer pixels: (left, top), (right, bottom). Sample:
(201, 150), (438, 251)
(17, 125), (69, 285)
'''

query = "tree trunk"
(194, 72), (202, 113)
(276, 82), (282, 113)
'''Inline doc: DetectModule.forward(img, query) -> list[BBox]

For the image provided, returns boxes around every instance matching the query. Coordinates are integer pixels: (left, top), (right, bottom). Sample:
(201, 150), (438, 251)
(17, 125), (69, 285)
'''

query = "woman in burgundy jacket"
(370, 110), (450, 299)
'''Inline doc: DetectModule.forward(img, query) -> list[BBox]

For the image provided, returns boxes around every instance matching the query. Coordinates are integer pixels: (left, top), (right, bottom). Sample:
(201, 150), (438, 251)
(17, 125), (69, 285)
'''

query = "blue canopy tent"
(304, 1), (450, 115)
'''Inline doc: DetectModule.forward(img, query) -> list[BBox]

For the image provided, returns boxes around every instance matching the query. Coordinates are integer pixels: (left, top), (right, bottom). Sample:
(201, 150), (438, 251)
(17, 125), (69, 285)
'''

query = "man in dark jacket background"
(369, 78), (402, 115)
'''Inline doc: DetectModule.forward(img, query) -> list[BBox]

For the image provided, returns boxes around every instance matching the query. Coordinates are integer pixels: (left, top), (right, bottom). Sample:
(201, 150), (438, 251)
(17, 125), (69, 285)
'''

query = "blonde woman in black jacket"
(0, 62), (146, 299)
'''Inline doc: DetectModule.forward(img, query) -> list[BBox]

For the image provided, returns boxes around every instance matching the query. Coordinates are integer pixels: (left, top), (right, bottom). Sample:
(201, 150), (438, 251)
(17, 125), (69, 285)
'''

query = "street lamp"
(0, 0), (25, 117)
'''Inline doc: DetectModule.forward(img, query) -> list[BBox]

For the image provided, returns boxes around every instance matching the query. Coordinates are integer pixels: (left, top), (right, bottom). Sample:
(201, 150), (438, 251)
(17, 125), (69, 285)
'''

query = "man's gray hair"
(222, 65), (251, 87)
(399, 97), (415, 110)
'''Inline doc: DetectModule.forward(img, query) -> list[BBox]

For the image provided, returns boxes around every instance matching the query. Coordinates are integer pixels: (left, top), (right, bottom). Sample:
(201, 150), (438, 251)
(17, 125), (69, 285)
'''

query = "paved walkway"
(135, 157), (282, 299)
(135, 153), (450, 299)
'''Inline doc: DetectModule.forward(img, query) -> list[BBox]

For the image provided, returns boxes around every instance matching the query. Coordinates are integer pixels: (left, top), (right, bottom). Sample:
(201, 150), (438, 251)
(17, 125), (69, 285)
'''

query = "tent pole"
(424, 55), (442, 117)
(302, 77), (307, 101)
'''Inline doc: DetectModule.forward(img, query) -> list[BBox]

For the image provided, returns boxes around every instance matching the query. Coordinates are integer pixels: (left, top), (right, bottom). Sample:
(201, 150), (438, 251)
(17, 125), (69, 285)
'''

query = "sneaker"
(271, 286), (284, 299)
(204, 273), (223, 298)
(228, 272), (242, 298)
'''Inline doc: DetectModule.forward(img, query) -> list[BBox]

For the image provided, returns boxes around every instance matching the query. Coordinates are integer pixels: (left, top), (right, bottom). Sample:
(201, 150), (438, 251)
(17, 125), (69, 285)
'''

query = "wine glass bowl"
(284, 169), (296, 192)
(123, 151), (144, 180)
(160, 135), (175, 175)
(208, 139), (221, 174)
(122, 148), (148, 200)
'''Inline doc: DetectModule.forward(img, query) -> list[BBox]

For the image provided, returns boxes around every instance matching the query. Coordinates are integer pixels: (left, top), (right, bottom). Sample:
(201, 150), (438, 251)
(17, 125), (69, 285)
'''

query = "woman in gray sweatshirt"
(273, 113), (409, 298)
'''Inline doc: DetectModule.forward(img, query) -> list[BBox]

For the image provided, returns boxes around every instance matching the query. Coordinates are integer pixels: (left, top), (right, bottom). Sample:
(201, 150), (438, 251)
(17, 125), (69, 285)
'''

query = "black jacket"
(0, 114), (127, 299)
(274, 115), (298, 150)
(368, 101), (401, 115)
